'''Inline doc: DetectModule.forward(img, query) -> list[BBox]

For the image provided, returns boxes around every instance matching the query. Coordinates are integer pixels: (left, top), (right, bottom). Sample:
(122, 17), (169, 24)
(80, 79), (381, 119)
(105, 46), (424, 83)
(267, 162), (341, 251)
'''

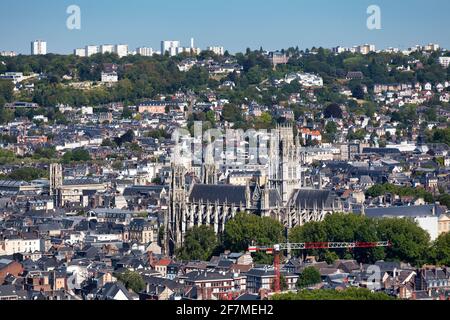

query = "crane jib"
(249, 241), (391, 252)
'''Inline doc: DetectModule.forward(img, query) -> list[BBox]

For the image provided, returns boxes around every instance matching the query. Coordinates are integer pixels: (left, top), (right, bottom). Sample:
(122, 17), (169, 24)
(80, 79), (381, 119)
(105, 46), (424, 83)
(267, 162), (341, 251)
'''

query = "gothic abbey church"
(166, 125), (344, 254)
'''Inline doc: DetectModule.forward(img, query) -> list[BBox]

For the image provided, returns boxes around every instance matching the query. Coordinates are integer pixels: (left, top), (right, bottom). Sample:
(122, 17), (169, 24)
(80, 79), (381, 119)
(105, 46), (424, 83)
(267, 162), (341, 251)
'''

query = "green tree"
(223, 212), (284, 253)
(377, 218), (430, 266)
(352, 85), (365, 100)
(323, 103), (343, 119)
(297, 267), (321, 288)
(272, 274), (289, 292)
(324, 121), (338, 142)
(436, 194), (450, 208)
(33, 146), (57, 159)
(121, 106), (133, 119)
(428, 233), (450, 266)
(62, 148), (91, 163)
(0, 107), (14, 124)
(222, 104), (243, 123)
(1, 167), (48, 181)
(176, 226), (218, 261)
(0, 149), (16, 165)
(114, 129), (135, 147)
(115, 270), (145, 293)
(272, 288), (394, 300)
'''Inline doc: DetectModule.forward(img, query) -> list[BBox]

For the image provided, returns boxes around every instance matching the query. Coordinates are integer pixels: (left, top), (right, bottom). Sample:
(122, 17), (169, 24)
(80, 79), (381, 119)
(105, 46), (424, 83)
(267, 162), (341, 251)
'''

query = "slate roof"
(364, 205), (443, 218)
(0, 285), (28, 300)
(289, 189), (335, 209)
(235, 293), (260, 301)
(63, 178), (102, 186)
(268, 189), (282, 207)
(98, 282), (135, 300)
(184, 271), (234, 282)
(123, 185), (165, 197)
(189, 184), (247, 205)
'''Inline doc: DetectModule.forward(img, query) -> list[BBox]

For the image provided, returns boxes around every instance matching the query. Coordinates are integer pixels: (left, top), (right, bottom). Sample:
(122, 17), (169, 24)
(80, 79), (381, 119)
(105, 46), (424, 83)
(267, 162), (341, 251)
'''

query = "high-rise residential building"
(74, 48), (86, 57)
(161, 40), (180, 56)
(207, 46), (225, 56)
(136, 47), (154, 57)
(100, 44), (115, 54)
(115, 44), (129, 58)
(357, 44), (376, 55)
(0, 51), (17, 57)
(85, 45), (99, 57)
(31, 40), (47, 55)
(438, 57), (450, 68)
(423, 43), (440, 52)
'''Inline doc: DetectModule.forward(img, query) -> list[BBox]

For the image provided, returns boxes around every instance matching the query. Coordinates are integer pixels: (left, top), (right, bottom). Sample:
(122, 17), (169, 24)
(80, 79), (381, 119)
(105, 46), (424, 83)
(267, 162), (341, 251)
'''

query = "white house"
(101, 72), (118, 83)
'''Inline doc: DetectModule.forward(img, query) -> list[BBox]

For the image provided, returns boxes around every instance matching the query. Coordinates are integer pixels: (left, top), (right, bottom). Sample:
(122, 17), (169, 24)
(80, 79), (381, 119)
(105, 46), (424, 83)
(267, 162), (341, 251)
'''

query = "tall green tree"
(376, 218), (430, 266)
(176, 225), (218, 261)
(428, 233), (450, 267)
(115, 270), (145, 293)
(273, 288), (394, 300)
(297, 267), (321, 288)
(223, 212), (284, 252)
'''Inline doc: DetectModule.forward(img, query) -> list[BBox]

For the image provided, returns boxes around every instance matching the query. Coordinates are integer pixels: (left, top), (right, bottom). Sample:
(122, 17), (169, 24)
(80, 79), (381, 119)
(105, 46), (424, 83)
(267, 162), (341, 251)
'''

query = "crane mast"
(248, 241), (392, 294)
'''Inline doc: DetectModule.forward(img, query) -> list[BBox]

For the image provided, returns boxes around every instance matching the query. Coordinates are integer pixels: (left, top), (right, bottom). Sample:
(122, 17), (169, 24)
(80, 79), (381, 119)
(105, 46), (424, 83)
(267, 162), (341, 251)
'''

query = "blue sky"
(1, 0), (449, 54)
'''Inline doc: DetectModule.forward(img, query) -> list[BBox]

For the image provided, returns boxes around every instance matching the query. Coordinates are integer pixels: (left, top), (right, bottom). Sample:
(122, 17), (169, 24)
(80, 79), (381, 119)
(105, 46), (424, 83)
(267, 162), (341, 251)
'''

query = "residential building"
(438, 57), (450, 68)
(85, 45), (99, 57)
(137, 47), (154, 56)
(31, 40), (47, 55)
(161, 41), (180, 56)
(101, 72), (118, 83)
(115, 44), (129, 58)
(207, 46), (225, 56)
(100, 44), (115, 54)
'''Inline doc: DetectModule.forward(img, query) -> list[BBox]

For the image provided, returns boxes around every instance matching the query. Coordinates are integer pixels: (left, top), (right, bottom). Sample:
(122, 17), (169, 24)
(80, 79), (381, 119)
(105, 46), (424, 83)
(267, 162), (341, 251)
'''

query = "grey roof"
(123, 185), (165, 197)
(99, 282), (135, 300)
(189, 184), (247, 205)
(359, 175), (374, 184)
(289, 189), (335, 209)
(364, 205), (443, 218)
(63, 178), (102, 186)
(246, 268), (297, 278)
(184, 271), (234, 282)
(0, 258), (14, 268)
(0, 180), (30, 188)
(268, 189), (282, 207)
(0, 285), (28, 299)
(235, 293), (260, 301)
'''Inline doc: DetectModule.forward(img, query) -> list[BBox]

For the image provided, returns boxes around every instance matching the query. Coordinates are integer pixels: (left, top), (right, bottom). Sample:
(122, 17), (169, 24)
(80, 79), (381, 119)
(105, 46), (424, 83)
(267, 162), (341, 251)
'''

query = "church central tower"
(268, 124), (302, 206)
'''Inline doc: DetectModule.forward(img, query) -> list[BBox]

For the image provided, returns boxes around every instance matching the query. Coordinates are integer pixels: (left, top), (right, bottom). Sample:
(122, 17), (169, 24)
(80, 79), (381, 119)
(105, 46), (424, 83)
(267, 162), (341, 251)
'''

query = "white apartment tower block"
(207, 46), (225, 56)
(161, 40), (180, 56)
(85, 45), (99, 57)
(100, 44), (115, 54)
(115, 44), (129, 58)
(31, 40), (47, 55)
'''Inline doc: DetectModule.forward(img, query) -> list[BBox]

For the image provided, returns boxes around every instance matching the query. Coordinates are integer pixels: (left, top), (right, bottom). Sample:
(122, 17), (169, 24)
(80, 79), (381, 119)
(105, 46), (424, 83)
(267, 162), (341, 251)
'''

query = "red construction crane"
(248, 241), (392, 293)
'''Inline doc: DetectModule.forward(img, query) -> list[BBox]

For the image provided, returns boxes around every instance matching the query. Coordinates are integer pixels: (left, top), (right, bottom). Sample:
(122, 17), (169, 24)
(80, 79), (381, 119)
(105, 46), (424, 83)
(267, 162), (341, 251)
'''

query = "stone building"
(165, 125), (344, 255)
